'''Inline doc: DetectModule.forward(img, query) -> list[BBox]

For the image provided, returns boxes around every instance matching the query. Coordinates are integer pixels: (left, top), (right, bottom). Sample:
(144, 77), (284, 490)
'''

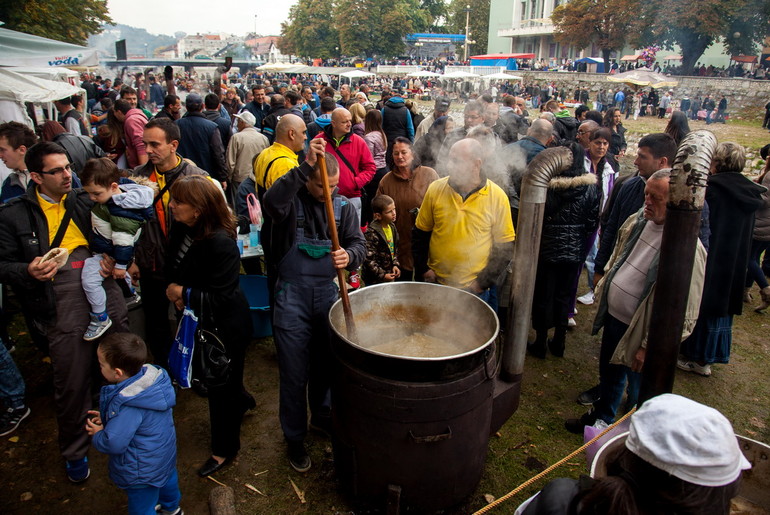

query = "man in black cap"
(414, 96), (450, 142)
(175, 93), (228, 188)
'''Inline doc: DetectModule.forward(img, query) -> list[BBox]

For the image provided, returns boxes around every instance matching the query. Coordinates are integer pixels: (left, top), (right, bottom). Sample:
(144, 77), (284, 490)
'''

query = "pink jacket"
(123, 108), (148, 168)
(316, 128), (376, 199)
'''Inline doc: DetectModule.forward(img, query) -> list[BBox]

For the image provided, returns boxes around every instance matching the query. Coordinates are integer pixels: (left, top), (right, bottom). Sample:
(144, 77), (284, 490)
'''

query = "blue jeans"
(476, 284), (499, 314)
(594, 314), (640, 424)
(125, 468), (181, 515)
(745, 239), (770, 289)
(0, 339), (25, 408)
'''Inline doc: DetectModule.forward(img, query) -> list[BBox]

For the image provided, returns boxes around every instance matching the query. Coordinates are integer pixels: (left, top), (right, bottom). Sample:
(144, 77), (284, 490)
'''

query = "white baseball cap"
(626, 394), (751, 487)
(234, 111), (256, 127)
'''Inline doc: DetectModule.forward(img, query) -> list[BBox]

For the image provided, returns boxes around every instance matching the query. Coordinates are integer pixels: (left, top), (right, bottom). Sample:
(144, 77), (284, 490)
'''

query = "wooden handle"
(317, 154), (358, 341)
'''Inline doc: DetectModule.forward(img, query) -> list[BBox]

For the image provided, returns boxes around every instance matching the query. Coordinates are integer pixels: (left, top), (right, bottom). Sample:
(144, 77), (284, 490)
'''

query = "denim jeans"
(594, 314), (640, 424)
(745, 239), (770, 289)
(125, 469), (181, 515)
(0, 339), (25, 409)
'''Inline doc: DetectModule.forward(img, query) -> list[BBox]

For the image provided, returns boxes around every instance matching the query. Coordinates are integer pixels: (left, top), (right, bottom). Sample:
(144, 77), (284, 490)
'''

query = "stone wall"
(511, 72), (770, 118)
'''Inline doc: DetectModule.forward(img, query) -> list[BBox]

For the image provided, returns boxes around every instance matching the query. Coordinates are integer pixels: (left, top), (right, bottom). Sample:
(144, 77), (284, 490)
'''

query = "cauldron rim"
(329, 282), (500, 362)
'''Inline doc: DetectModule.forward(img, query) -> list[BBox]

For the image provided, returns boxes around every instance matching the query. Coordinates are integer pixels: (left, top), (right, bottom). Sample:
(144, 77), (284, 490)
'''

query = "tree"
(280, 0), (340, 59)
(420, 0), (449, 33)
(335, 0), (423, 57)
(0, 0), (112, 45)
(551, 0), (637, 73)
(632, 0), (770, 75)
(447, 0), (491, 60)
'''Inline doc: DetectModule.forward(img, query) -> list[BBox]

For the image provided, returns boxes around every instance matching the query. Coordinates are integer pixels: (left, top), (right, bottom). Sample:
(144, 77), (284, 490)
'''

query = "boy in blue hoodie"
(86, 333), (182, 515)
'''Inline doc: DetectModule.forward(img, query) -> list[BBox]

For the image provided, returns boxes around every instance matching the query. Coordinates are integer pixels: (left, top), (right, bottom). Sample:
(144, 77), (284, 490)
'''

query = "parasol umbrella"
(607, 67), (678, 89)
(482, 72), (523, 80)
(339, 70), (375, 78)
(663, 54), (682, 61)
(442, 70), (479, 78)
(406, 70), (441, 77)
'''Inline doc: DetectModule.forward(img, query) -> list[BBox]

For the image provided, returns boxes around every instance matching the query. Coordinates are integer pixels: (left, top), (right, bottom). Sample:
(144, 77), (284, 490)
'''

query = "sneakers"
(577, 291), (595, 305)
(677, 359), (712, 377)
(66, 456), (90, 483)
(576, 385), (601, 406)
(126, 293), (142, 309)
(287, 441), (311, 472)
(565, 411), (598, 434)
(157, 508), (183, 515)
(0, 406), (30, 436)
(84, 312), (112, 341)
(567, 317), (577, 328)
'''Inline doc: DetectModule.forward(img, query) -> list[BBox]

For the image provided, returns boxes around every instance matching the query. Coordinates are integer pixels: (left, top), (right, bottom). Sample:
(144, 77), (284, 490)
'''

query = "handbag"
(169, 288), (197, 388)
(193, 291), (231, 388)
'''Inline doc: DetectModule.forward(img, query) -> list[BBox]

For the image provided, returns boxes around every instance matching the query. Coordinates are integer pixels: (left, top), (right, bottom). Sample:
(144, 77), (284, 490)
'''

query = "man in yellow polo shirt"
(413, 138), (515, 311)
(0, 141), (129, 483)
(254, 114), (308, 305)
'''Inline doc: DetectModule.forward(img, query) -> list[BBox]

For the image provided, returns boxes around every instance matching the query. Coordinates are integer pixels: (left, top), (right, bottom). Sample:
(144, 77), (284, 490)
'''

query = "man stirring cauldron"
(262, 138), (365, 472)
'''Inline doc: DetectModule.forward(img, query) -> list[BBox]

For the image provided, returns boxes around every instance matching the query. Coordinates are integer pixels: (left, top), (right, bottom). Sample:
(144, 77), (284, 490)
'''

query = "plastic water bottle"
(249, 223), (262, 253)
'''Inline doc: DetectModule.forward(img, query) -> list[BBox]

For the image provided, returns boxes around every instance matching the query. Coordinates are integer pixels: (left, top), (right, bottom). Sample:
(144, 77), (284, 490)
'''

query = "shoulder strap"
(328, 145), (357, 177)
(259, 155), (290, 189)
(50, 197), (74, 249)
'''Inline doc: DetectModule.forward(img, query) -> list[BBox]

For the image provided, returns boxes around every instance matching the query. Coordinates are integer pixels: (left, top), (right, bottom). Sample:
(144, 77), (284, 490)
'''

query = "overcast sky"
(107, 0), (296, 37)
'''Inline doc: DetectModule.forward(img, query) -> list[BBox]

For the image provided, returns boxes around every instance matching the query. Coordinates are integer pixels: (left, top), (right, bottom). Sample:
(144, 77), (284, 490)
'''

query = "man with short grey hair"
(226, 111), (269, 195)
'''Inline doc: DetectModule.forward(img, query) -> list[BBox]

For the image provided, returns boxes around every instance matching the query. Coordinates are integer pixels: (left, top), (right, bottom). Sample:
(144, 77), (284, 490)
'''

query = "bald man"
(314, 108), (376, 224)
(412, 139), (515, 310)
(254, 113), (307, 197)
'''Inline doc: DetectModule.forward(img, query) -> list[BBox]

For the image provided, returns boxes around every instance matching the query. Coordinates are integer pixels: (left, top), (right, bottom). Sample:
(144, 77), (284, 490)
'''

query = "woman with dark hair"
(362, 109), (388, 225)
(377, 137), (439, 281)
(602, 107), (626, 161)
(664, 110), (691, 146)
(413, 115), (454, 169)
(528, 143), (601, 358)
(679, 142), (765, 376)
(164, 175), (254, 477)
(518, 394), (750, 515)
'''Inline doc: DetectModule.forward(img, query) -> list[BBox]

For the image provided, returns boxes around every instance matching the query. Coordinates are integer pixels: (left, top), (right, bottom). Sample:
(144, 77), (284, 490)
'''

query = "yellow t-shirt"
(415, 177), (515, 288)
(382, 223), (394, 257)
(254, 142), (299, 190)
(37, 190), (88, 253)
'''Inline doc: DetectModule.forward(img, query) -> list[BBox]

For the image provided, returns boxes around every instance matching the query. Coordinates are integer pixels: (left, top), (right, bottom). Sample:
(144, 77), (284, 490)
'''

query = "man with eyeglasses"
(0, 141), (129, 483)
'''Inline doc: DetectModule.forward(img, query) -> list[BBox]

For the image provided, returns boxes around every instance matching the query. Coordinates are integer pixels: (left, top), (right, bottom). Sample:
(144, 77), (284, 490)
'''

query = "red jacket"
(315, 127), (376, 199)
(123, 108), (148, 168)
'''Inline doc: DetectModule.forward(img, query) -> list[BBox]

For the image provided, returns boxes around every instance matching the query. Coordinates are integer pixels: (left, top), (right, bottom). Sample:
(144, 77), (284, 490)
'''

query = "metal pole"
(638, 130), (716, 403)
(464, 5), (471, 62)
(501, 147), (572, 380)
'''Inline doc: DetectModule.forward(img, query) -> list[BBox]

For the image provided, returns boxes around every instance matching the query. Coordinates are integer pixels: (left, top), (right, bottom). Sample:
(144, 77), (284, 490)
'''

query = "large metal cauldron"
(329, 283), (500, 512)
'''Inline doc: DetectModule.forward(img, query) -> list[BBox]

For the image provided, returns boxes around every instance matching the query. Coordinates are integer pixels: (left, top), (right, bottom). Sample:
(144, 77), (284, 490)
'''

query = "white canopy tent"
(4, 66), (79, 83)
(0, 27), (99, 68)
(407, 70), (441, 78)
(339, 70), (375, 78)
(482, 72), (523, 80)
(442, 70), (480, 79)
(0, 68), (85, 181)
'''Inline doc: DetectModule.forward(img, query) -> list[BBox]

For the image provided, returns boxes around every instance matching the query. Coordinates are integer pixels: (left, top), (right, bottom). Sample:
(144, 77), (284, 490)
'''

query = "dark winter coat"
(363, 219), (400, 285)
(700, 172), (765, 317)
(539, 171), (601, 263)
(176, 112), (227, 182)
(93, 365), (177, 489)
(608, 124), (627, 157)
(381, 96), (414, 142)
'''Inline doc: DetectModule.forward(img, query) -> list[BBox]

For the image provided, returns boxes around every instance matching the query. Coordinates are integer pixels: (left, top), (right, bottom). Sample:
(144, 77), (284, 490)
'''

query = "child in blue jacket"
(86, 333), (182, 515)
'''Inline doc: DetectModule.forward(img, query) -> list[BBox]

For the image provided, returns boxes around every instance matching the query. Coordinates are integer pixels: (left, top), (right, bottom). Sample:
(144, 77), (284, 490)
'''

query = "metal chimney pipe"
(638, 130), (717, 403)
(501, 146), (573, 381)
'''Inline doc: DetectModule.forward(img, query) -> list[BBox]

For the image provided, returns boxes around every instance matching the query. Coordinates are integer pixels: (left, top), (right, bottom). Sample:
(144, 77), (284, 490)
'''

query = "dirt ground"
(2, 116), (769, 514)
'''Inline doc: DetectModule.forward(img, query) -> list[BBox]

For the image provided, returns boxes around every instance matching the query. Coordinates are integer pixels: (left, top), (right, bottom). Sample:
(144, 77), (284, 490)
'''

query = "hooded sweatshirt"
(553, 109), (579, 143)
(92, 365), (177, 489)
(382, 96), (414, 143)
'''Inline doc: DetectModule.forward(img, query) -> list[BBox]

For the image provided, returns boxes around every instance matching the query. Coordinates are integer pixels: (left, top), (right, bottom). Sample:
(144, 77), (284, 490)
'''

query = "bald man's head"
(275, 114), (307, 153)
(527, 119), (553, 146)
(447, 138), (484, 192)
(331, 108), (352, 138)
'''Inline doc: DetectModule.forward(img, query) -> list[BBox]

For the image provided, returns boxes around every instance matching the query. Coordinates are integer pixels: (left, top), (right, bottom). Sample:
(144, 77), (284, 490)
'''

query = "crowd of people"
(0, 67), (767, 514)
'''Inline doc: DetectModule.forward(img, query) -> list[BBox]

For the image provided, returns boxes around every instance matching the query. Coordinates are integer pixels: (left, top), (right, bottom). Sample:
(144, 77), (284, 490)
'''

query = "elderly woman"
(376, 137), (439, 281)
(164, 176), (254, 477)
(679, 142), (765, 376)
(602, 107), (626, 161)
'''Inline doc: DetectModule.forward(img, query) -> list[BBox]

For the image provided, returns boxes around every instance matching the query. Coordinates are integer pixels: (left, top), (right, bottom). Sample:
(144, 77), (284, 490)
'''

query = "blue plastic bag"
(169, 289), (197, 388)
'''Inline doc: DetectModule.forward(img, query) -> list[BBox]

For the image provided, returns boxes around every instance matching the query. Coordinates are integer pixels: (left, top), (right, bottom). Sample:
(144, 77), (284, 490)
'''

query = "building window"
(549, 43), (557, 58)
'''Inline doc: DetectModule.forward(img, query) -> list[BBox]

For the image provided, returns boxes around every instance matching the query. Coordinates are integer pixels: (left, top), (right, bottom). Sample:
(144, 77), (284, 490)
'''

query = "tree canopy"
(280, 0), (340, 59)
(0, 0), (112, 45)
(551, 0), (636, 72)
(447, 0), (491, 60)
(633, 0), (770, 74)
